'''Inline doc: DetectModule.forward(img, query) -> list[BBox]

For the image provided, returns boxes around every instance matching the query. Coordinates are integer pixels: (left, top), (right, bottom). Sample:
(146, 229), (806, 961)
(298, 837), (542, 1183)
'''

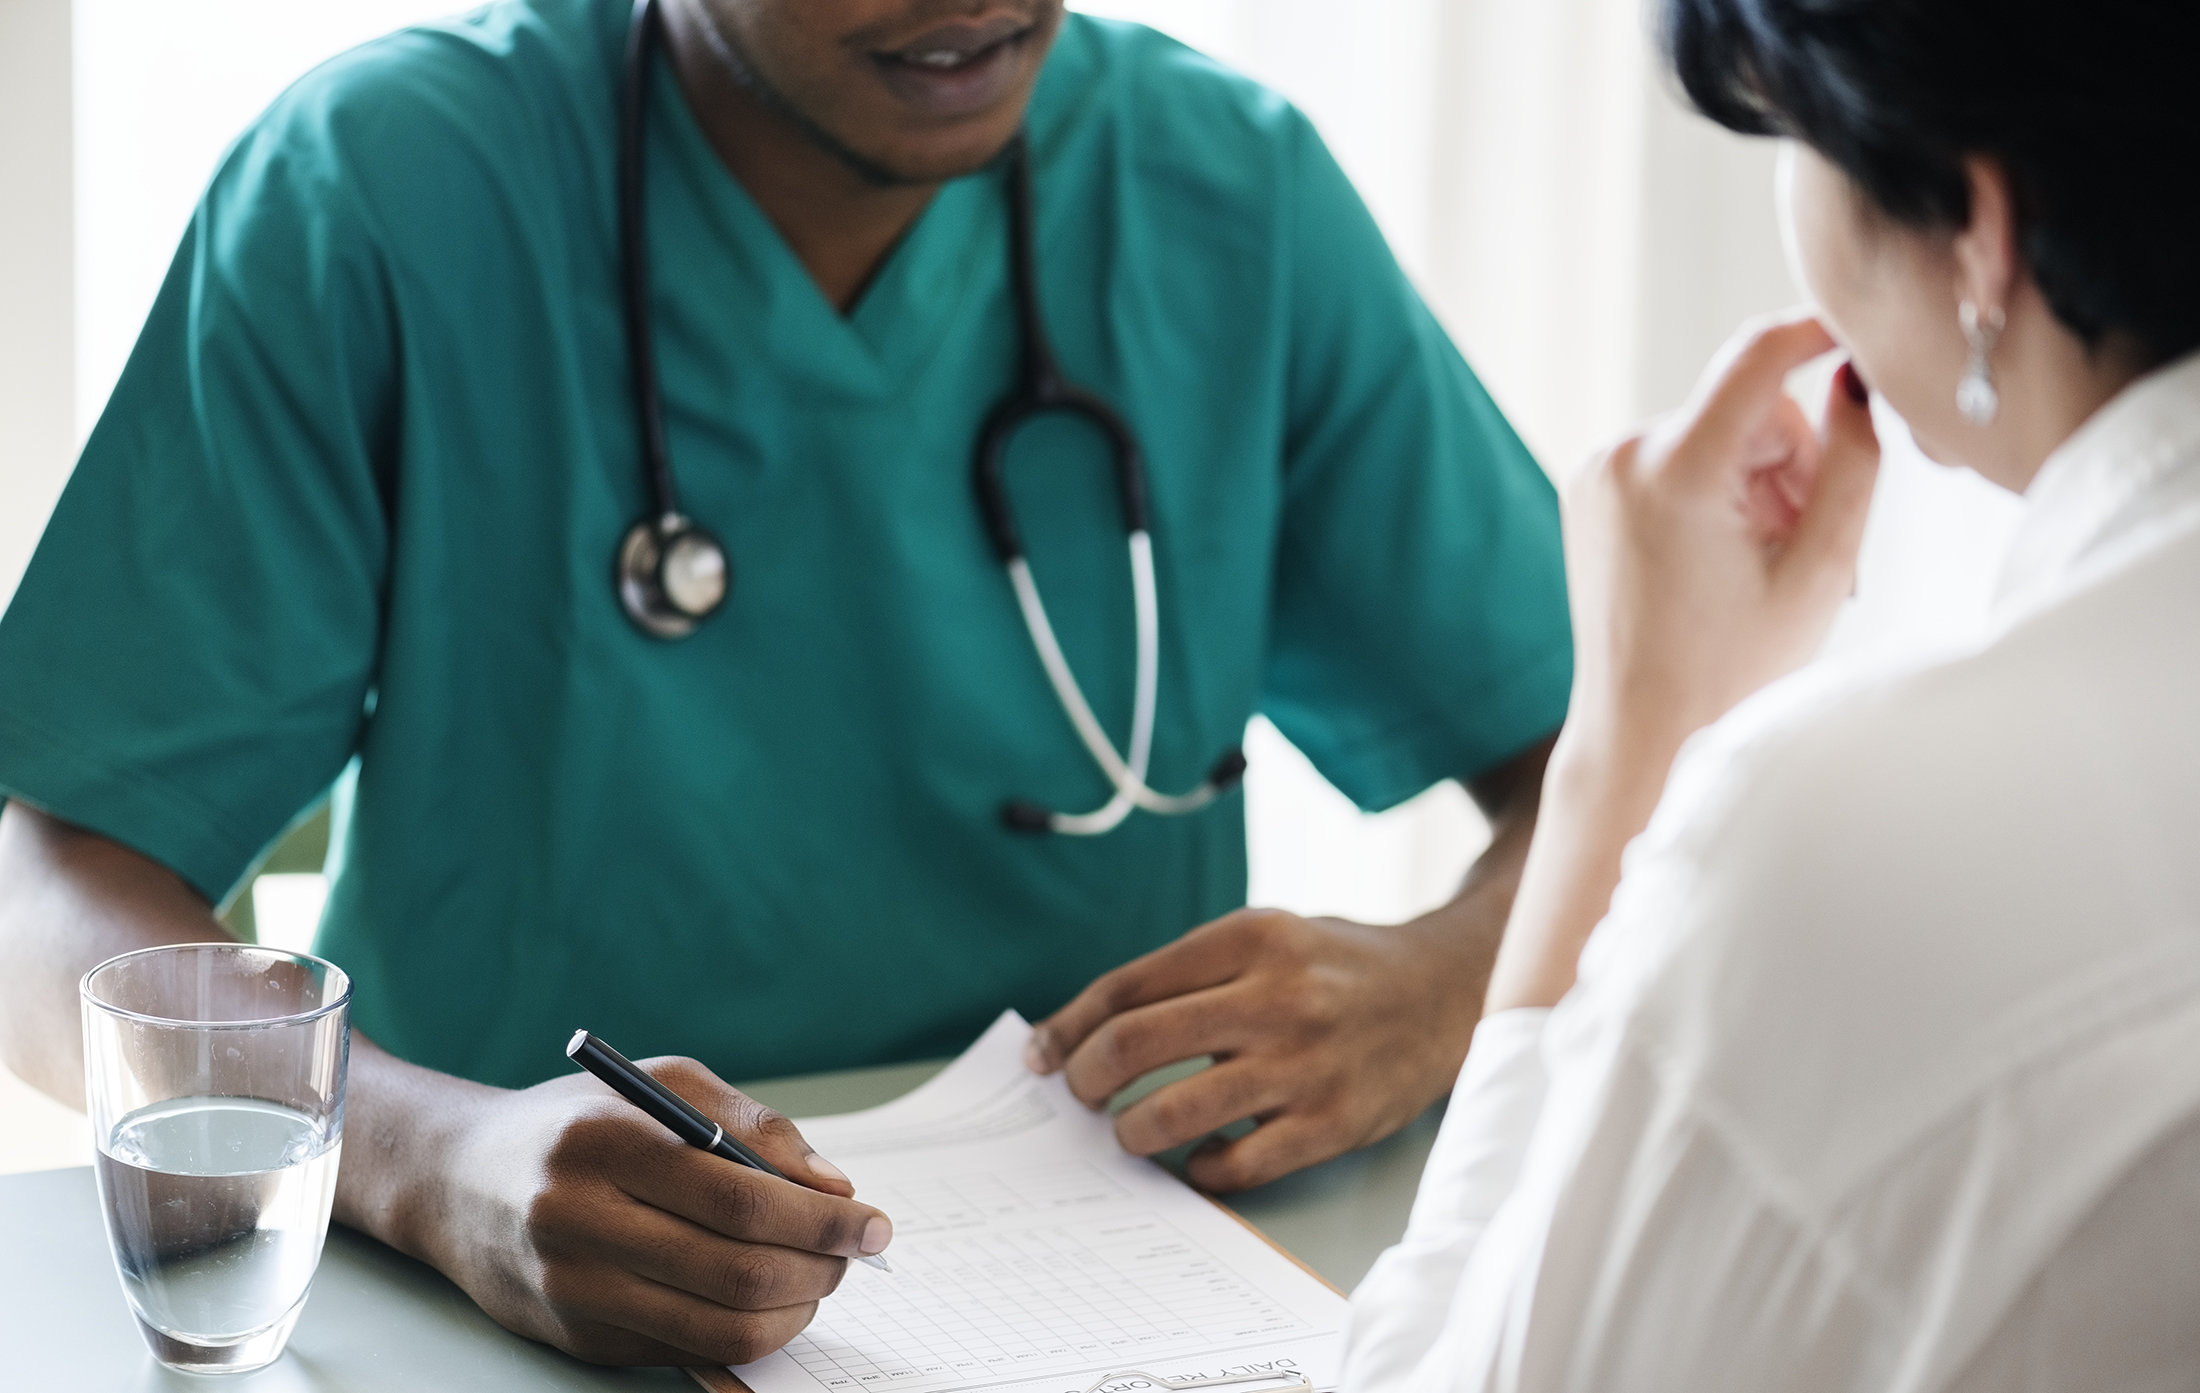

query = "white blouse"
(1345, 354), (2200, 1392)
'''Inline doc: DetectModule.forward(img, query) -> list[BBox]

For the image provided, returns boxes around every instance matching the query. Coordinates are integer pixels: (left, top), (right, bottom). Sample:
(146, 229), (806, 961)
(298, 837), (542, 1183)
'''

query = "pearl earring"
(1957, 299), (2006, 425)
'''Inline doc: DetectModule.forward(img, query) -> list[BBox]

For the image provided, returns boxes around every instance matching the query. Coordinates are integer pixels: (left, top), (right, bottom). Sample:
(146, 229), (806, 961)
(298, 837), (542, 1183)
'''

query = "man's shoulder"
(1048, 14), (1297, 125)
(218, 0), (609, 223)
(1035, 15), (1314, 190)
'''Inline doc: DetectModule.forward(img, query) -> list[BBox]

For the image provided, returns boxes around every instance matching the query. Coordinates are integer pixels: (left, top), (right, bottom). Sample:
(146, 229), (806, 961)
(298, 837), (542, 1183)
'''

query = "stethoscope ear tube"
(974, 388), (1148, 564)
(973, 138), (1235, 837)
(973, 135), (1149, 569)
(1000, 747), (1247, 836)
(992, 532), (1245, 837)
(609, 15), (1233, 830)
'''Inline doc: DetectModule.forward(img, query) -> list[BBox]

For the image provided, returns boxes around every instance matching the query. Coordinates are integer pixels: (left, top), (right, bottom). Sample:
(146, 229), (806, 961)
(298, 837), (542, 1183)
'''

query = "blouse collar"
(1994, 349), (2200, 615)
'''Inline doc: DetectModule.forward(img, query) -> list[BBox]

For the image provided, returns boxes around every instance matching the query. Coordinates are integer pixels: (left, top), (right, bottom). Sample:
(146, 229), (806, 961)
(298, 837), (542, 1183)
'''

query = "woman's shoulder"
(1684, 507), (2200, 921)
(1587, 527), (2200, 1194)
(1641, 513), (2200, 956)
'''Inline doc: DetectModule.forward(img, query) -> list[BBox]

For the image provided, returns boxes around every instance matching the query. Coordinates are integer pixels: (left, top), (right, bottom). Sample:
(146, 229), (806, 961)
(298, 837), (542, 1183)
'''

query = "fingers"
(1059, 986), (1249, 1108)
(1735, 392), (1822, 542)
(600, 1106), (890, 1260)
(1110, 1060), (1292, 1157)
(643, 1058), (856, 1197)
(1671, 314), (1839, 481)
(1777, 362), (1882, 593)
(557, 1270), (821, 1368)
(1028, 914), (1262, 1074)
(583, 1200), (849, 1312)
(1183, 1116), (1337, 1194)
(621, 1281), (817, 1368)
(725, 1093), (857, 1197)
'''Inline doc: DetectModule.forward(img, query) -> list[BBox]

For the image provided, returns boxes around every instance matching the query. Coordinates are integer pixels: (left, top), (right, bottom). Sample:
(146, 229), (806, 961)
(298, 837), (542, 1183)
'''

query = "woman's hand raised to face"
(1483, 315), (1880, 1015)
(1563, 315), (1881, 770)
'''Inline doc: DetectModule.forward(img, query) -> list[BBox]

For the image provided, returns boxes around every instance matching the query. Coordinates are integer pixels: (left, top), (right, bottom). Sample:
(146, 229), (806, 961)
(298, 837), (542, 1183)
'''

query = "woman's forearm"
(1483, 320), (1880, 1016)
(1481, 721), (1680, 1014)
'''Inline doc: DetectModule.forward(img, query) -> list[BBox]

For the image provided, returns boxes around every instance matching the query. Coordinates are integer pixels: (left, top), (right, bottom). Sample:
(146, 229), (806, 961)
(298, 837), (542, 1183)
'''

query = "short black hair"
(1663, 0), (2200, 367)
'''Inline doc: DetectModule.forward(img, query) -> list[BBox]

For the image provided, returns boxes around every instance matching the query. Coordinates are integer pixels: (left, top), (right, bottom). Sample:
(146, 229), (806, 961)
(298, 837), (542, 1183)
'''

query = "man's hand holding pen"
(390, 1054), (892, 1368)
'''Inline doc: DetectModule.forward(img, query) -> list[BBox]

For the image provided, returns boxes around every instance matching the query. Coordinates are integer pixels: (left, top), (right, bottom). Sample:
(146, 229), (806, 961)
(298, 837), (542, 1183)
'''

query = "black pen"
(565, 1029), (892, 1271)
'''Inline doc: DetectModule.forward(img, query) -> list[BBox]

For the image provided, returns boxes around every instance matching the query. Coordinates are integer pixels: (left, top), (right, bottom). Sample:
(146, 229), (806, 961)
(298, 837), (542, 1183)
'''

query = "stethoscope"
(610, 0), (1244, 835)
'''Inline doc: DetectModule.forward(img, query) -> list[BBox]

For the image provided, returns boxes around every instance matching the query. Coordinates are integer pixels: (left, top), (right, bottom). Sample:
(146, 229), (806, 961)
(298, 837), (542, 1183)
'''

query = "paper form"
(725, 1011), (1348, 1393)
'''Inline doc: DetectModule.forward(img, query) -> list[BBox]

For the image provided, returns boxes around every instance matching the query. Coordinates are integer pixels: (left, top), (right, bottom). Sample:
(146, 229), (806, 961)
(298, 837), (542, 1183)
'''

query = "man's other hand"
(1024, 907), (1488, 1192)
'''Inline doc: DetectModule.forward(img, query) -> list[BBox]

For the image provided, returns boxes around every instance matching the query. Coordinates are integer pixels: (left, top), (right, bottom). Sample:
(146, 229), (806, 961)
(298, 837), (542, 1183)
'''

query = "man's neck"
(659, 1), (938, 315)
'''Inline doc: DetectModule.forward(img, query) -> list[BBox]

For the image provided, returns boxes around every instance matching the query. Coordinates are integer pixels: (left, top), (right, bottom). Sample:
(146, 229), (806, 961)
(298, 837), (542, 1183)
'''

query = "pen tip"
(862, 1254), (893, 1273)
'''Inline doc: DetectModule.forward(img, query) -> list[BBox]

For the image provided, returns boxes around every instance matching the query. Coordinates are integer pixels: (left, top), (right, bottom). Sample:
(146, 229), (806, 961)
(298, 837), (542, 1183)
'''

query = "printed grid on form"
(823, 1081), (1055, 1159)
(786, 1213), (1309, 1391)
(866, 1163), (1127, 1235)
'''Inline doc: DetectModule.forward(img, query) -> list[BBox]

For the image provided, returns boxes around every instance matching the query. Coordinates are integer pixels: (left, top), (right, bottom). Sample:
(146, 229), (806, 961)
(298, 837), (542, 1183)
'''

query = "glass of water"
(80, 942), (350, 1374)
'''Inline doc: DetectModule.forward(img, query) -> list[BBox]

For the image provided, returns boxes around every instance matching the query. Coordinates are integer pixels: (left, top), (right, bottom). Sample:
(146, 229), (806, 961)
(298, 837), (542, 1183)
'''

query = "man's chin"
(828, 126), (1028, 189)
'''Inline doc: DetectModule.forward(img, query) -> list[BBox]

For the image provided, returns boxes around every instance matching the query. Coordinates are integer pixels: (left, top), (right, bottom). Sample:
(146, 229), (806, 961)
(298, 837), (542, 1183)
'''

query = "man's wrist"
(1397, 801), (1537, 1043)
(332, 1042), (497, 1268)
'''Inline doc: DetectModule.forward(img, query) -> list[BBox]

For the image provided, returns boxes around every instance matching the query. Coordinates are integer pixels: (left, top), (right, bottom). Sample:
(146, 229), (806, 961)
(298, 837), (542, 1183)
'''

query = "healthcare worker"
(0, 0), (1568, 1368)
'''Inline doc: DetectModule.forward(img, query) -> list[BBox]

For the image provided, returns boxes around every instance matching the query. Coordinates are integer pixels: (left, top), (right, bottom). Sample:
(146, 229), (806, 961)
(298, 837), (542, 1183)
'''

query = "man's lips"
(867, 17), (1036, 118)
(877, 15), (1033, 67)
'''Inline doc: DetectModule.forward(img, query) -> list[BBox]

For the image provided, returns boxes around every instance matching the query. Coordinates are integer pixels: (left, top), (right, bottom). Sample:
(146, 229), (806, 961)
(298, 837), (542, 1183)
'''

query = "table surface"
(2, 1059), (1438, 1392)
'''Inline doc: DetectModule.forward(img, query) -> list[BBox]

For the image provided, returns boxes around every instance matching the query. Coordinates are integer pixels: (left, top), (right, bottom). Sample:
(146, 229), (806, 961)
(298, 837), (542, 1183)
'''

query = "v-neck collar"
(647, 55), (1005, 398)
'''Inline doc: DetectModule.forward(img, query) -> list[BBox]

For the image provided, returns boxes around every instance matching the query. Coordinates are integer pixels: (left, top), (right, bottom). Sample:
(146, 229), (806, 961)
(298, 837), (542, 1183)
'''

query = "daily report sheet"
(714, 1011), (1348, 1393)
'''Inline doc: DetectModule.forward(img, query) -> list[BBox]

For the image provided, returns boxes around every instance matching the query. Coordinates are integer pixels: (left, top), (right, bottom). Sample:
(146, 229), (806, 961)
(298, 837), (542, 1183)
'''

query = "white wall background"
(0, 0), (2023, 1172)
(0, 0), (85, 1177)
(0, 0), (77, 615)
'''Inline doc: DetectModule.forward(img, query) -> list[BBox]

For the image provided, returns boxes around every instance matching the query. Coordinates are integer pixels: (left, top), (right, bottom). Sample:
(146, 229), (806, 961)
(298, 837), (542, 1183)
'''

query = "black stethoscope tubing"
(969, 131), (1148, 564)
(618, 0), (676, 529)
(611, 0), (1242, 830)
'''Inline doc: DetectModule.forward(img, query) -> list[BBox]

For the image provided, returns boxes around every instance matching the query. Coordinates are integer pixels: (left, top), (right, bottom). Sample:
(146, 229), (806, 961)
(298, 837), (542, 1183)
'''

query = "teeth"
(908, 48), (968, 68)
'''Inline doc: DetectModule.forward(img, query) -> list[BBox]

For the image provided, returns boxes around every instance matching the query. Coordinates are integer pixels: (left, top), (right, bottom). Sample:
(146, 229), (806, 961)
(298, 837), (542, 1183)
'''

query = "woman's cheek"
(1778, 144), (1867, 345)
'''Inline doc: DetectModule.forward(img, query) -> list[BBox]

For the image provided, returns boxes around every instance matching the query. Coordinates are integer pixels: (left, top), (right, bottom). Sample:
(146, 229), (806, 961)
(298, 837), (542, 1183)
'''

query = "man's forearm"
(0, 801), (894, 1365)
(1366, 734), (1551, 1098)
(1412, 735), (1551, 1004)
(0, 801), (480, 1263)
(0, 801), (232, 1105)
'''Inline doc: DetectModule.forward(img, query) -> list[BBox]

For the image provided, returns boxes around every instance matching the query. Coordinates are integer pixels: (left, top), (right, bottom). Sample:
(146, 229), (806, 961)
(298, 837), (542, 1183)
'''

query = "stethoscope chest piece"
(617, 512), (730, 639)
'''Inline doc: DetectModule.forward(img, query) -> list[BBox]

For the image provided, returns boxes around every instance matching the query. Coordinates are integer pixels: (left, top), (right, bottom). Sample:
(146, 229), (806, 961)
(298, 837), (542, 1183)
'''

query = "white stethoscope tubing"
(620, 0), (1238, 832)
(1004, 531), (1225, 835)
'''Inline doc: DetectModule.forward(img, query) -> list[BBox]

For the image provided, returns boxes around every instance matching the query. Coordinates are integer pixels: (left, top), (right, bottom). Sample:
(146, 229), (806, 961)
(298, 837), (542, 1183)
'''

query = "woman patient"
(1345, 0), (2200, 1388)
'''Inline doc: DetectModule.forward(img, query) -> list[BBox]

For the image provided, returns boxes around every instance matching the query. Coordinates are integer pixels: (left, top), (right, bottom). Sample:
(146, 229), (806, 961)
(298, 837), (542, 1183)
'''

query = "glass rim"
(79, 941), (351, 1031)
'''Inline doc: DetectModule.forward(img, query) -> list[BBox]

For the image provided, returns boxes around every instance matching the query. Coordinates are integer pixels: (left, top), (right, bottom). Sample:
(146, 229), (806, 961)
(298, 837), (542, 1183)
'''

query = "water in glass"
(95, 1096), (341, 1346)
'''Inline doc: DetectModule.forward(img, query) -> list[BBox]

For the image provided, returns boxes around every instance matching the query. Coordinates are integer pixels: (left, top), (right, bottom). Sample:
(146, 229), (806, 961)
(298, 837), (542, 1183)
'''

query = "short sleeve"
(1262, 115), (1570, 809)
(0, 89), (394, 903)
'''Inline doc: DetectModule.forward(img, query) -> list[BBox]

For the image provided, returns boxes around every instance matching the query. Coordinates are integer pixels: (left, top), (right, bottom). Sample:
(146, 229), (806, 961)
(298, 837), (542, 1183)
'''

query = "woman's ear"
(1951, 158), (2019, 315)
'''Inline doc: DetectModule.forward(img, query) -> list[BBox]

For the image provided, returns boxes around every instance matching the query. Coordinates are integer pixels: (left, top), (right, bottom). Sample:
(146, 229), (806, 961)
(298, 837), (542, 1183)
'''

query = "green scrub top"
(0, 1), (1570, 1087)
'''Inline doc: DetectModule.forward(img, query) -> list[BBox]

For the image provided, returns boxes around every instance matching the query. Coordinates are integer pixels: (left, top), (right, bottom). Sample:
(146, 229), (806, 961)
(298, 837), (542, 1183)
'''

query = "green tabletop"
(0, 1060), (1440, 1391)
